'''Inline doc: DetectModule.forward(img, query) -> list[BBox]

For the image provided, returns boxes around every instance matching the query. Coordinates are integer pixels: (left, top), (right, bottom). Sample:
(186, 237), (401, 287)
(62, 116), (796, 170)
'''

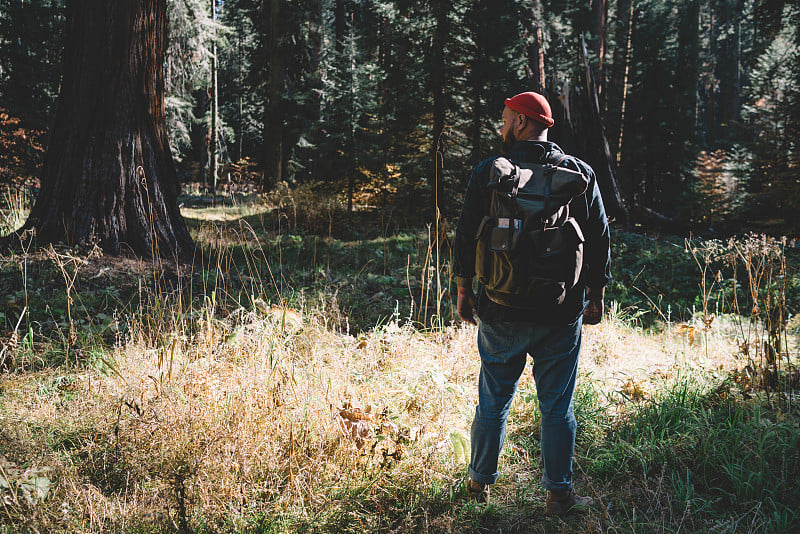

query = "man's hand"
(583, 287), (605, 325)
(457, 286), (477, 325)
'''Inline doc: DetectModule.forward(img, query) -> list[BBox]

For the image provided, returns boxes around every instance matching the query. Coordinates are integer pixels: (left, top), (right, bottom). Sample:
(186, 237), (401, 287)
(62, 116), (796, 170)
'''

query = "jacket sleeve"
(580, 166), (612, 290)
(453, 161), (490, 284)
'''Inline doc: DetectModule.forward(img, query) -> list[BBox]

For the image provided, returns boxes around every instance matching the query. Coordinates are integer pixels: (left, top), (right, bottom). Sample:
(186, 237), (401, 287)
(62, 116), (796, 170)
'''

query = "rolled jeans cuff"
(541, 474), (572, 492)
(468, 464), (497, 485)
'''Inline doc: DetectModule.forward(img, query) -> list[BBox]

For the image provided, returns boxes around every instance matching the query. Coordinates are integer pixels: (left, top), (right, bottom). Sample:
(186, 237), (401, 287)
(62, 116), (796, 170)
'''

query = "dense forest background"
(1, 0), (799, 234)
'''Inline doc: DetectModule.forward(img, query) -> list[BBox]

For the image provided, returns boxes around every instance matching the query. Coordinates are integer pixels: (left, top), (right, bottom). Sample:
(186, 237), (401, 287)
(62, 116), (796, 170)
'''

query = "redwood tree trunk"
(21, 0), (195, 261)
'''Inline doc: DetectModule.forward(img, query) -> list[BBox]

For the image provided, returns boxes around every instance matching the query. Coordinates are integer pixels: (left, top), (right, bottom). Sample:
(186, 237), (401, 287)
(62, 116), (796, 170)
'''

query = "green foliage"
(0, 0), (64, 128)
(741, 3), (800, 235)
(607, 231), (702, 324)
(586, 374), (800, 529)
(165, 0), (216, 161)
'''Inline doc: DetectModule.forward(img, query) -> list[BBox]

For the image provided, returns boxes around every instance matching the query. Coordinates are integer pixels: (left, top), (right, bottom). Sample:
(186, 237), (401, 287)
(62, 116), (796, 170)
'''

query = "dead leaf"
(337, 405), (374, 448)
(676, 324), (697, 345)
(620, 378), (646, 401)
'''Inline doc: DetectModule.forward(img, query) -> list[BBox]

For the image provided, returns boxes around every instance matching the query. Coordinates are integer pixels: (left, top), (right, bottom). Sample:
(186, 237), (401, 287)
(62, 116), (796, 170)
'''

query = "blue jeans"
(468, 316), (582, 492)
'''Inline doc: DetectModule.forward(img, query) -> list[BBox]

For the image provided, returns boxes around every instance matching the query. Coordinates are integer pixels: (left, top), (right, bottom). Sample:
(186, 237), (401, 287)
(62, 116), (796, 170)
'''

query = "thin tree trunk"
(469, 70), (482, 164)
(532, 26), (545, 92)
(715, 0), (743, 141)
(333, 0), (354, 211)
(18, 0), (194, 261)
(580, 36), (627, 222)
(430, 0), (449, 219)
(209, 0), (218, 195)
(335, 0), (345, 54)
(591, 0), (607, 93)
(308, 8), (322, 181)
(237, 34), (243, 163)
(678, 0), (700, 138)
(263, 0), (282, 191)
(192, 88), (211, 187)
(469, 4), (484, 164)
(525, 0), (546, 93)
(608, 0), (633, 163)
(379, 15), (392, 72)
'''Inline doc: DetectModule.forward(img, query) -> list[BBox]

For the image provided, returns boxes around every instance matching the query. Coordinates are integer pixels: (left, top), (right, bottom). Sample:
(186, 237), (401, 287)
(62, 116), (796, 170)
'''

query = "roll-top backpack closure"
(475, 154), (589, 309)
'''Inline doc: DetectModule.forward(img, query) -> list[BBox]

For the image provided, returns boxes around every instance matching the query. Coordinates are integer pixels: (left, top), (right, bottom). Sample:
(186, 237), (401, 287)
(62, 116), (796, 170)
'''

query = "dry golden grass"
(580, 315), (742, 404)
(5, 211), (792, 532)
(0, 288), (749, 532)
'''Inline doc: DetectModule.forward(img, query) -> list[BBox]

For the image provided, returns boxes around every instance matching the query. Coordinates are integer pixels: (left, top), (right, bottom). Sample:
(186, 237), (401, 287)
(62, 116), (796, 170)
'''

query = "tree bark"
(714, 0), (744, 141)
(262, 0), (283, 191)
(209, 0), (219, 194)
(678, 0), (700, 139)
(18, 0), (195, 261)
(524, 0), (546, 93)
(608, 0), (633, 162)
(430, 0), (449, 219)
(580, 36), (628, 222)
(192, 87), (211, 186)
(237, 34), (243, 163)
(378, 14), (392, 72)
(591, 0), (607, 93)
(468, 3), (485, 165)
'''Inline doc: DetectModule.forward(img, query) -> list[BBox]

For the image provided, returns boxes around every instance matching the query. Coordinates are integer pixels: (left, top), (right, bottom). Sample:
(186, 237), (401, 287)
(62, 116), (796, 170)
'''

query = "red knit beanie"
(504, 91), (554, 128)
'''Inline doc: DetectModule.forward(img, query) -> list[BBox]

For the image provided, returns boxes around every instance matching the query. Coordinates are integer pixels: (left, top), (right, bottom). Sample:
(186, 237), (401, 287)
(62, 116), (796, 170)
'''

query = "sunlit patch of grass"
(0, 187), (32, 235)
(180, 203), (270, 223)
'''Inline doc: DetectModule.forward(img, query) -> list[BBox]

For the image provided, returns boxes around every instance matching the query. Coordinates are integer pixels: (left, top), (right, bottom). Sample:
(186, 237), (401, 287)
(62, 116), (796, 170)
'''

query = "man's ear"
(517, 113), (528, 129)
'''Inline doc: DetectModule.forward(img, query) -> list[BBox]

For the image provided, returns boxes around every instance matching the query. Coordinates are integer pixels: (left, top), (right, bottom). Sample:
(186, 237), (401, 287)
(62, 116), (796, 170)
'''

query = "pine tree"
(0, 0), (65, 127)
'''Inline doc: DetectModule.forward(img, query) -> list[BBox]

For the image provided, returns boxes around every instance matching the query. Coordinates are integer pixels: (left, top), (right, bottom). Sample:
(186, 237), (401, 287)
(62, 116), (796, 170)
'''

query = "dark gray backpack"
(475, 155), (589, 308)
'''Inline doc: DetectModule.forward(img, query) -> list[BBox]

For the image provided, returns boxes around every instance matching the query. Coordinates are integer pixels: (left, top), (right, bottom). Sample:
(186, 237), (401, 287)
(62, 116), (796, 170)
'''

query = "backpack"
(474, 154), (589, 308)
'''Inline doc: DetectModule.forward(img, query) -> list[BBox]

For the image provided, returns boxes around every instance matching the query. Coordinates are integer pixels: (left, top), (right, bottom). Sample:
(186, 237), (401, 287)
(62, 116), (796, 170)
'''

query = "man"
(453, 91), (610, 515)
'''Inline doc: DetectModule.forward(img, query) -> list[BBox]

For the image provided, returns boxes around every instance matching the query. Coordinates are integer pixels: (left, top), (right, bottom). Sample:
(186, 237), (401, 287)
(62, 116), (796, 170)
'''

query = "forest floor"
(0, 189), (799, 533)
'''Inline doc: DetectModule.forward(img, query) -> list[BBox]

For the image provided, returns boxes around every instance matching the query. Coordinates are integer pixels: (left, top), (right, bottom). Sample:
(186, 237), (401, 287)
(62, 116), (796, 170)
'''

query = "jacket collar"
(506, 140), (564, 162)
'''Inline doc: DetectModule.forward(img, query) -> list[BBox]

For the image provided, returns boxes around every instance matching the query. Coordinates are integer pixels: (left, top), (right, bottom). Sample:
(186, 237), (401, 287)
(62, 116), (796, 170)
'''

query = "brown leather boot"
(466, 478), (490, 503)
(545, 488), (593, 516)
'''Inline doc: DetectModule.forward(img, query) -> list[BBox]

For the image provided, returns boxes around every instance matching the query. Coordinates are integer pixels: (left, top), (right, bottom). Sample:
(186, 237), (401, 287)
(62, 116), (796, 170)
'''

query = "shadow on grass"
(507, 372), (800, 532)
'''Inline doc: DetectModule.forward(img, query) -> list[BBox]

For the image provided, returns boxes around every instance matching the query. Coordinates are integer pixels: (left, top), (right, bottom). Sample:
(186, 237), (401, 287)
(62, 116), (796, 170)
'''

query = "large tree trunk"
(19, 0), (195, 261)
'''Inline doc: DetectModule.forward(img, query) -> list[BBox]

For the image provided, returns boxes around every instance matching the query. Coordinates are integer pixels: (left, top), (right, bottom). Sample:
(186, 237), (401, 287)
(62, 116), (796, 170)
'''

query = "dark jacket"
(453, 140), (611, 325)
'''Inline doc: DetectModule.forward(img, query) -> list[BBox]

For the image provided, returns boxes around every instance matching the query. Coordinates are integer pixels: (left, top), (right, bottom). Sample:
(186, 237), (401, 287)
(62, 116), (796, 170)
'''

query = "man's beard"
(501, 131), (516, 152)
